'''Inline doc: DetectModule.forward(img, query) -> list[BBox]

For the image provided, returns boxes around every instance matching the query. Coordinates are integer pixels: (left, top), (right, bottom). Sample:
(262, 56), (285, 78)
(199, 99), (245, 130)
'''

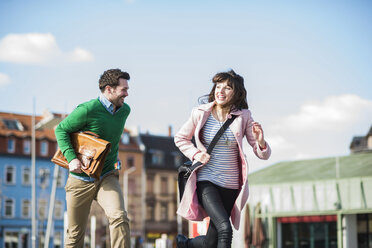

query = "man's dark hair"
(99, 69), (130, 92)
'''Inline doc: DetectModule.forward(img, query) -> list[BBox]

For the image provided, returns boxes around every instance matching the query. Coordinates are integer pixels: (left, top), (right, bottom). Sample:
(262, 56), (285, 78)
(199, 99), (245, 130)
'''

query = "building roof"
(0, 111), (57, 140)
(118, 129), (142, 152)
(139, 133), (187, 170)
(248, 152), (372, 185)
(349, 136), (367, 149)
(349, 124), (372, 152)
(367, 125), (372, 138)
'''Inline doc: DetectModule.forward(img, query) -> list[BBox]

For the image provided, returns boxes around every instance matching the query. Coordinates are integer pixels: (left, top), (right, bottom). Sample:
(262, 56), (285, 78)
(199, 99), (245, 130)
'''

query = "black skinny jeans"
(188, 181), (239, 248)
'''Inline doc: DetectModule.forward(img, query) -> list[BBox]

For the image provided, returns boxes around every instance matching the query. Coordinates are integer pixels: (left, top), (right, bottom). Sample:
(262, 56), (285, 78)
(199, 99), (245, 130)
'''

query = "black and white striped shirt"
(197, 114), (240, 189)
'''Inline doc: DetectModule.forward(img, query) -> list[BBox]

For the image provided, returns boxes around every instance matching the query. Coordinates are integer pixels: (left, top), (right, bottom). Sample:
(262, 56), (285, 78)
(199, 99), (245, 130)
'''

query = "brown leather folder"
(52, 131), (111, 179)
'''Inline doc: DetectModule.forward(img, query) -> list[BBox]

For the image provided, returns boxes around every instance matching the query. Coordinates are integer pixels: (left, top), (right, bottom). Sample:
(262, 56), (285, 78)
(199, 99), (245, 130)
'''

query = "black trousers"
(188, 181), (239, 248)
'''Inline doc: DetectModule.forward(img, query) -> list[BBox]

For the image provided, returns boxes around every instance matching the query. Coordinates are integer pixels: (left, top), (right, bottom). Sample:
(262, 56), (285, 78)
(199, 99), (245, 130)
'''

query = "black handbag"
(178, 115), (237, 201)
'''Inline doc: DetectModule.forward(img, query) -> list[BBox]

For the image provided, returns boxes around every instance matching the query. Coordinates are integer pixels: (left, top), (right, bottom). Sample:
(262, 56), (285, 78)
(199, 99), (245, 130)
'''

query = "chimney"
(168, 125), (172, 137)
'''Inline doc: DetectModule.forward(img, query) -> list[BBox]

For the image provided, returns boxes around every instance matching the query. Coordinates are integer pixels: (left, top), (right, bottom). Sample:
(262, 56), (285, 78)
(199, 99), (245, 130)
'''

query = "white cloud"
(276, 94), (372, 132)
(266, 135), (294, 150)
(261, 94), (372, 168)
(0, 33), (94, 64)
(0, 73), (11, 86)
(68, 47), (94, 62)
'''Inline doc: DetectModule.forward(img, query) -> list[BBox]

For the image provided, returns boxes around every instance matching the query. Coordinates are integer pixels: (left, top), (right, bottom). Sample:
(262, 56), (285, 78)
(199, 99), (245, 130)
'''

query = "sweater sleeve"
(55, 104), (88, 163)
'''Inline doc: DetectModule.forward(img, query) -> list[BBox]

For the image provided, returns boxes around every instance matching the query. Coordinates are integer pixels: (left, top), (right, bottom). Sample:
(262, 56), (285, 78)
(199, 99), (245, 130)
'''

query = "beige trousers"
(64, 171), (130, 248)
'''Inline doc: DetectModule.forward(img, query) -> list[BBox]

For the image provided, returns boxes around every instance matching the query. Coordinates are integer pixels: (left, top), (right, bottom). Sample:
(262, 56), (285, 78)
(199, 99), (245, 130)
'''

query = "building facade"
(139, 133), (189, 246)
(0, 111), (67, 248)
(232, 150), (372, 247)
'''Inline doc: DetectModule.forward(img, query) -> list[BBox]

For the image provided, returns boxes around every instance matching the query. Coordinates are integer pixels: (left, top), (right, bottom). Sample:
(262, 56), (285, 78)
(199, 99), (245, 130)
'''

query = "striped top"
(197, 114), (240, 189)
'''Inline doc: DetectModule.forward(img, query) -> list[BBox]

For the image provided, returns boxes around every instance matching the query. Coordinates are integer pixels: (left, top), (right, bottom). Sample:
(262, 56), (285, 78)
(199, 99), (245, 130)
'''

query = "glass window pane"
(23, 168), (30, 185)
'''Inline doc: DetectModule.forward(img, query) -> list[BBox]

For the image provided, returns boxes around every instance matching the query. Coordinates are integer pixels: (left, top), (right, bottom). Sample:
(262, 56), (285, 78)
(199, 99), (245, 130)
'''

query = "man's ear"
(104, 85), (112, 94)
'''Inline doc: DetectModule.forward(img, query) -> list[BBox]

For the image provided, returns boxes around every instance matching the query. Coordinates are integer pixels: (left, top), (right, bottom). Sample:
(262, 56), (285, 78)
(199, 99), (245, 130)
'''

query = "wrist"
(192, 151), (201, 160)
(258, 141), (266, 150)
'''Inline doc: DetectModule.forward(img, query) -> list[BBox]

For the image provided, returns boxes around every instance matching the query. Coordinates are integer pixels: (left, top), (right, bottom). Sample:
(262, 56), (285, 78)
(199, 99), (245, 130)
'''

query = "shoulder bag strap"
(187, 114), (237, 172)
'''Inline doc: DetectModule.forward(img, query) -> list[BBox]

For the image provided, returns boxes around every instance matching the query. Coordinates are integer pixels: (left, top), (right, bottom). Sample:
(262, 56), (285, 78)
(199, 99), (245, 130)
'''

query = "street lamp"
(123, 166), (136, 211)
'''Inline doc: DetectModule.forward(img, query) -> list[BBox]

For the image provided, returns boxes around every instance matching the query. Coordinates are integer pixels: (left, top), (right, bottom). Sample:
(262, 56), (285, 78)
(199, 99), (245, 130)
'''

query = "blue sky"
(1, 0), (371, 171)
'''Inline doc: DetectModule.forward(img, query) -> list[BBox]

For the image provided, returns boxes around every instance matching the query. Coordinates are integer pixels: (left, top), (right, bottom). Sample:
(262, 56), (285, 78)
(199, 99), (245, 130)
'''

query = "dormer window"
(150, 149), (164, 165)
(121, 132), (130, 144)
(2, 119), (24, 131)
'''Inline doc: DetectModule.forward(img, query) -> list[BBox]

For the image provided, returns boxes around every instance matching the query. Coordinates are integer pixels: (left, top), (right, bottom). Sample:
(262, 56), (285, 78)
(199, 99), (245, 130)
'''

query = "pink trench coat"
(174, 102), (271, 230)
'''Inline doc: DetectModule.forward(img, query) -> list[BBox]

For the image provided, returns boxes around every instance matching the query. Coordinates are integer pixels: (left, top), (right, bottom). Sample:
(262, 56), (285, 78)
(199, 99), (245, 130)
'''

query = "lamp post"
(123, 166), (136, 211)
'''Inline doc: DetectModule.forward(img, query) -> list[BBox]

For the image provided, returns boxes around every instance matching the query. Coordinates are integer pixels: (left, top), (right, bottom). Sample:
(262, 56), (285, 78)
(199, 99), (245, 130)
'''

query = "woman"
(175, 70), (271, 248)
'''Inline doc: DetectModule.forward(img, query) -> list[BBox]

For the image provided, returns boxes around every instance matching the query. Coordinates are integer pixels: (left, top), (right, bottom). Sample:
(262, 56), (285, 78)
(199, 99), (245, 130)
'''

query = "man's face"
(109, 78), (129, 108)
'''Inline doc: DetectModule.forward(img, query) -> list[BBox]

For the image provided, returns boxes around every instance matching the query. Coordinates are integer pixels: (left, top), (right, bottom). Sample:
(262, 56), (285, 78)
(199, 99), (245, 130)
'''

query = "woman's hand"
(194, 152), (211, 165)
(252, 122), (266, 149)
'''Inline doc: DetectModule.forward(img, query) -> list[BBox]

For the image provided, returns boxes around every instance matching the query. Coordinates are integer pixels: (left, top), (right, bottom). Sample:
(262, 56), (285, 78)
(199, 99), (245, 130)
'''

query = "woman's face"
(214, 81), (234, 107)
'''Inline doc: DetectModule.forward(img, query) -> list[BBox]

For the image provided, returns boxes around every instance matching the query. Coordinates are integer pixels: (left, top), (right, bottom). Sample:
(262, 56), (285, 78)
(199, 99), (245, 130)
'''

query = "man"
(55, 69), (131, 247)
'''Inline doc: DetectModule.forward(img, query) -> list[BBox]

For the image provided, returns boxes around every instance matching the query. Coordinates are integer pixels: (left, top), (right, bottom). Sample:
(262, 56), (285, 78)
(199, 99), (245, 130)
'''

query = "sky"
(0, 0), (371, 172)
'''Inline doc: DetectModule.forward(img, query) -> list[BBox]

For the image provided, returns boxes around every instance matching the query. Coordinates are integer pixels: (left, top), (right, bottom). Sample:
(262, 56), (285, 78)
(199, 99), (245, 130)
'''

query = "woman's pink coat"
(174, 102), (271, 230)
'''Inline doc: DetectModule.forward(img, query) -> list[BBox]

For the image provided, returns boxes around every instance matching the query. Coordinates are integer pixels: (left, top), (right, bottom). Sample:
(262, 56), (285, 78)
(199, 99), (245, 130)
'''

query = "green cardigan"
(55, 98), (130, 177)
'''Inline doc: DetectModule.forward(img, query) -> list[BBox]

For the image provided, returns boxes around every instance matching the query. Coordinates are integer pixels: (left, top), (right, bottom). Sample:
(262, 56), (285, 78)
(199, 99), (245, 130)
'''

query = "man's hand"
(69, 158), (83, 173)
(194, 152), (211, 165)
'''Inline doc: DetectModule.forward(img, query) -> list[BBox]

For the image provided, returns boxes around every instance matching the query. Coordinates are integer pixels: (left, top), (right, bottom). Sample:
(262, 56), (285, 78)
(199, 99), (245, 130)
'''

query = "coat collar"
(197, 101), (243, 117)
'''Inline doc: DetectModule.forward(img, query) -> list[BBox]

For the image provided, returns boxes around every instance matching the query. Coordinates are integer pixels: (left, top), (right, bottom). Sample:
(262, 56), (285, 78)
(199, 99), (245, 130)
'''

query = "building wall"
(0, 154), (68, 248)
(232, 177), (372, 248)
(118, 150), (144, 236)
(368, 136), (372, 150)
(144, 169), (179, 243)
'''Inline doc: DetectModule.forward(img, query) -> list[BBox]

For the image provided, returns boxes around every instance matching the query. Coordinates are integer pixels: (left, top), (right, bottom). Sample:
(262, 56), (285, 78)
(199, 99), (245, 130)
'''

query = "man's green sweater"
(55, 98), (130, 177)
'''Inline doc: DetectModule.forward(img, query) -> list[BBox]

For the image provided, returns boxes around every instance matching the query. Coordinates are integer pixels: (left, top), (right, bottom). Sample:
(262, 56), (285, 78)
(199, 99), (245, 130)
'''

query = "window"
(7, 138), (15, 153)
(174, 153), (182, 167)
(23, 139), (31, 154)
(54, 232), (62, 248)
(4, 198), (15, 217)
(151, 150), (164, 165)
(4, 231), (19, 247)
(5, 166), (16, 184)
(40, 141), (48, 156)
(127, 156), (134, 168)
(146, 205), (154, 221)
(22, 199), (31, 218)
(38, 199), (48, 219)
(357, 214), (372, 248)
(56, 170), (64, 187)
(22, 167), (31, 185)
(39, 168), (50, 188)
(280, 221), (337, 248)
(160, 203), (168, 221)
(2, 119), (24, 130)
(161, 177), (168, 194)
(121, 132), (130, 144)
(39, 231), (45, 248)
(147, 176), (154, 193)
(21, 232), (29, 248)
(54, 201), (63, 219)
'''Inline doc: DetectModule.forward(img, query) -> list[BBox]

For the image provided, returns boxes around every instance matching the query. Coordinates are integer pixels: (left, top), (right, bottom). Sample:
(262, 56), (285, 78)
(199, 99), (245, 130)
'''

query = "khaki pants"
(65, 171), (130, 248)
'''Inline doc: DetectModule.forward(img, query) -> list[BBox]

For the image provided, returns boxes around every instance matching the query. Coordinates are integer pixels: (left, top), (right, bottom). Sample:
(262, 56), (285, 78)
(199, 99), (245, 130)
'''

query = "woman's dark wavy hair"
(199, 69), (248, 110)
